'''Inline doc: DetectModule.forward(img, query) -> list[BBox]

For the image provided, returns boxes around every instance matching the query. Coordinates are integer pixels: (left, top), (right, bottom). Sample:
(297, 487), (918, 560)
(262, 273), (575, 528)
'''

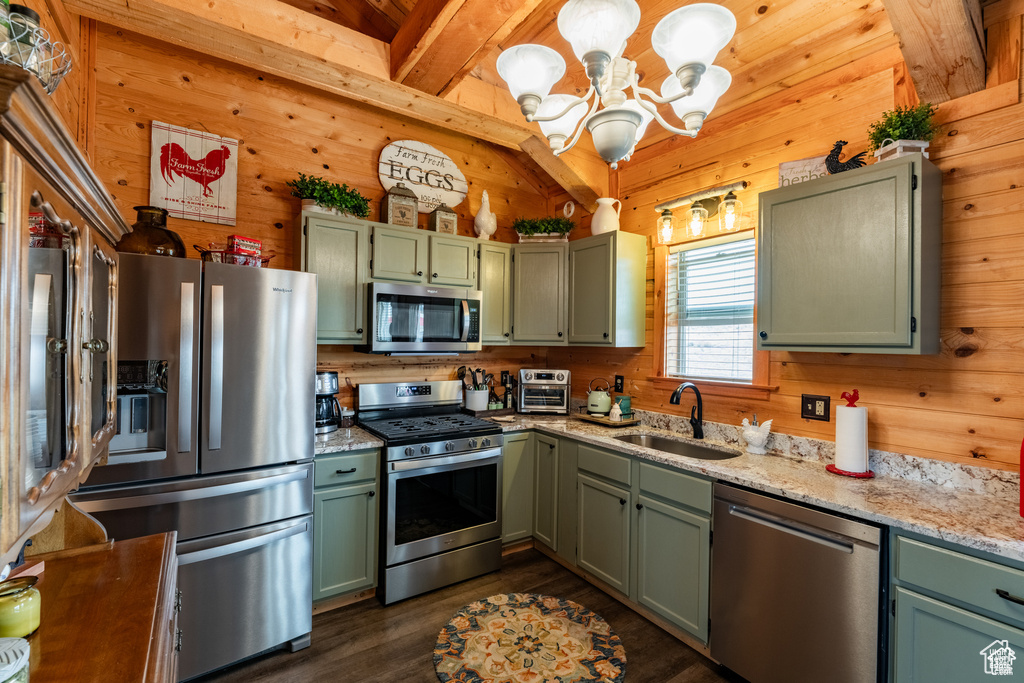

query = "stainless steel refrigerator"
(72, 254), (317, 681)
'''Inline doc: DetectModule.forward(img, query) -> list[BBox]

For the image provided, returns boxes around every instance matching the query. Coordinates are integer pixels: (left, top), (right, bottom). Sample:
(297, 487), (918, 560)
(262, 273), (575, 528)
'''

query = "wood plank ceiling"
(68, 0), (988, 206)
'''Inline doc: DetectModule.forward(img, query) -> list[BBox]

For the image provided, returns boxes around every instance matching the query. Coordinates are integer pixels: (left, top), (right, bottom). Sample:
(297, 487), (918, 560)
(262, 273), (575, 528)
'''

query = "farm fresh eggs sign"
(378, 140), (468, 213)
(149, 121), (238, 226)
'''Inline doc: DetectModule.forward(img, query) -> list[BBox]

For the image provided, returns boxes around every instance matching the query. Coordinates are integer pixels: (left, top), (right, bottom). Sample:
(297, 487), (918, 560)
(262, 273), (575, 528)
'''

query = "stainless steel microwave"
(360, 282), (482, 354)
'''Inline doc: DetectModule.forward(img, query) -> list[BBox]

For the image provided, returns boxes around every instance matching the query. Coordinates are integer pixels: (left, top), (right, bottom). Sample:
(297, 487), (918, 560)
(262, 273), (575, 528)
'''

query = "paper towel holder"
(827, 388), (875, 478)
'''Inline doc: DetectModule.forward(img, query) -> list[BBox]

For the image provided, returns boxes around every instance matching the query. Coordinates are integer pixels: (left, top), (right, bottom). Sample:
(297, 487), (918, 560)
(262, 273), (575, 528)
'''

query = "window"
(665, 235), (755, 382)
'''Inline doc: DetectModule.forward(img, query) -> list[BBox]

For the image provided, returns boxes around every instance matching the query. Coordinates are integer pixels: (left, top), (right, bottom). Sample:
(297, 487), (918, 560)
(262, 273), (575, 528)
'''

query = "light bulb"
(658, 209), (674, 244)
(688, 201), (708, 237)
(719, 191), (742, 231)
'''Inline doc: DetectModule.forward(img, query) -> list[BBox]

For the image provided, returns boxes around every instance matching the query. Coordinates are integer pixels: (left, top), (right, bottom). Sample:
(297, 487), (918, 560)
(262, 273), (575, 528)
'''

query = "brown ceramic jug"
(115, 205), (186, 257)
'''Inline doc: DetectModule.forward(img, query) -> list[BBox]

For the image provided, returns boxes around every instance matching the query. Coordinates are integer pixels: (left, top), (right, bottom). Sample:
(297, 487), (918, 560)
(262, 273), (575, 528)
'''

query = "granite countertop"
(315, 426), (383, 455)
(493, 415), (1024, 564)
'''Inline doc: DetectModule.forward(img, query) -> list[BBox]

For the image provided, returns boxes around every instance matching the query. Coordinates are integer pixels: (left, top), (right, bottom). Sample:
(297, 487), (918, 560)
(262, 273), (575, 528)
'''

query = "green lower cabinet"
(577, 473), (631, 595)
(894, 587), (1024, 682)
(502, 433), (534, 543)
(635, 494), (710, 642)
(533, 434), (559, 550)
(555, 438), (577, 566)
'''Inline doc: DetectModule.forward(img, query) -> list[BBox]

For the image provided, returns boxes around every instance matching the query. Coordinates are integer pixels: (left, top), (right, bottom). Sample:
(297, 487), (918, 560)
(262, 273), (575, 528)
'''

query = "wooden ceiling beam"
(390, 0), (466, 83)
(882, 0), (986, 103)
(64, 0), (607, 206)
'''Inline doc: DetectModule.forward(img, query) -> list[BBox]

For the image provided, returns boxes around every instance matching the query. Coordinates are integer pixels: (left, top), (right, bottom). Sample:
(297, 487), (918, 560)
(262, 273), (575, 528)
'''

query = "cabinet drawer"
(314, 451), (378, 487)
(638, 462), (712, 515)
(896, 536), (1024, 626)
(577, 444), (631, 485)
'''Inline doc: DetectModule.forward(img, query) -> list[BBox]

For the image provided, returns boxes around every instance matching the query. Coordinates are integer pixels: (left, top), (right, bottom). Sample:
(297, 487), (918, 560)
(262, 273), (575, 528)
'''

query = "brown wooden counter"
(26, 533), (178, 682)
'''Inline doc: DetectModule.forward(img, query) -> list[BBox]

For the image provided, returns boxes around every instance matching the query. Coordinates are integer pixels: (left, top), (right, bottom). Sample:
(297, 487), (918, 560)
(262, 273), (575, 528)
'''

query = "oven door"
(385, 448), (502, 566)
(519, 383), (569, 413)
(368, 282), (481, 353)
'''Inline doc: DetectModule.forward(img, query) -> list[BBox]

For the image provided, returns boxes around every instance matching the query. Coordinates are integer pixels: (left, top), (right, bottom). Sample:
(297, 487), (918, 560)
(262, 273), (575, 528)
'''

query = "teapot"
(587, 378), (612, 415)
(591, 198), (621, 235)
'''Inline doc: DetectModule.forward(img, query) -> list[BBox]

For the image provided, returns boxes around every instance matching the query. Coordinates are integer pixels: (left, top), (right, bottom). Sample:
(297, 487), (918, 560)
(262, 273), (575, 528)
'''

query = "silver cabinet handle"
(209, 284), (224, 450)
(178, 282), (194, 453)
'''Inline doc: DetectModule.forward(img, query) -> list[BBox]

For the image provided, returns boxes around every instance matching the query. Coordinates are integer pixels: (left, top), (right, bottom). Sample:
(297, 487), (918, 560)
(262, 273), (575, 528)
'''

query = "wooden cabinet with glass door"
(0, 66), (130, 565)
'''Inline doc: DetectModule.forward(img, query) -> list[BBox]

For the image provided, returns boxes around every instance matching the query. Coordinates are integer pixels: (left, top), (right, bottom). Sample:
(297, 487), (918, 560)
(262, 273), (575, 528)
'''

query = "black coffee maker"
(315, 371), (341, 434)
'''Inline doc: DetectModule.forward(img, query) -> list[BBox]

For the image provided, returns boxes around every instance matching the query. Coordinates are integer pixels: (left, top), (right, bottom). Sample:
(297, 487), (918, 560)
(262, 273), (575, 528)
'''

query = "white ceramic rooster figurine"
(741, 415), (773, 455)
(474, 190), (497, 240)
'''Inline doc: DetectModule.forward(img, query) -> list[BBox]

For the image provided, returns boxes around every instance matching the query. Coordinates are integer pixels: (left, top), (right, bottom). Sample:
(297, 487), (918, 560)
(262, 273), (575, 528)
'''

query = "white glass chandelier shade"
(652, 4), (736, 76)
(719, 191), (743, 231)
(620, 100), (655, 145)
(688, 201), (708, 237)
(662, 66), (732, 128)
(557, 0), (641, 62)
(536, 94), (589, 143)
(496, 44), (567, 102)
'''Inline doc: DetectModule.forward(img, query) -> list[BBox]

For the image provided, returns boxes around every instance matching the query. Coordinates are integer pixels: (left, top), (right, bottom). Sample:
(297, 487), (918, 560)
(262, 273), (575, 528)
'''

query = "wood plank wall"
(550, 33), (1024, 472)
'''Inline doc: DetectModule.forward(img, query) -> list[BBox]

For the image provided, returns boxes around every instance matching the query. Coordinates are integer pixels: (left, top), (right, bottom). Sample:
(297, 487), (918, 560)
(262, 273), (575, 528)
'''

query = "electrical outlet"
(801, 394), (830, 421)
(614, 375), (624, 392)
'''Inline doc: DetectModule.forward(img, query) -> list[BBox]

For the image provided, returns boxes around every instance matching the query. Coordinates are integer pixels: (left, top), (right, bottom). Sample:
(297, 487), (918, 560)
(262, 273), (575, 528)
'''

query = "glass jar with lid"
(0, 577), (40, 638)
(7, 5), (39, 72)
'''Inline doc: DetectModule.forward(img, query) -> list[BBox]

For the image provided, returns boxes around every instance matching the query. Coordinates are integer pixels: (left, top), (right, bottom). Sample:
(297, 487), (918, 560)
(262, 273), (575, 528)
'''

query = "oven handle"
(460, 300), (470, 342)
(390, 447), (501, 473)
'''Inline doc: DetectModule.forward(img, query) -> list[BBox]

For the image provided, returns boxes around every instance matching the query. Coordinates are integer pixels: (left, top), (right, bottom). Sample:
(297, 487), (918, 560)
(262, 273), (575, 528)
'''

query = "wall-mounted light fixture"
(496, 0), (737, 169)
(654, 181), (747, 244)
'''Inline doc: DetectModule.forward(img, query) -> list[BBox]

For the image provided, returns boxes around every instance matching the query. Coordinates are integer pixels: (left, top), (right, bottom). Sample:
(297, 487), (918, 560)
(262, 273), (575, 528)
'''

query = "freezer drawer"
(71, 462), (313, 542)
(710, 483), (884, 683)
(177, 515), (313, 680)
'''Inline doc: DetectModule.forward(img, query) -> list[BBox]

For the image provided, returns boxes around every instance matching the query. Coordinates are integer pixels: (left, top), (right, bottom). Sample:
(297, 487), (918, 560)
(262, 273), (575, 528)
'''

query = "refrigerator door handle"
(178, 517), (310, 566)
(209, 284), (224, 451)
(74, 467), (310, 512)
(178, 282), (195, 453)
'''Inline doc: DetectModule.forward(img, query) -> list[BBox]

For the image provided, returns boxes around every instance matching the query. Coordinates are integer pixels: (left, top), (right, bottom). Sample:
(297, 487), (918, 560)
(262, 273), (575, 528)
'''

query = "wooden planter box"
(874, 139), (930, 162)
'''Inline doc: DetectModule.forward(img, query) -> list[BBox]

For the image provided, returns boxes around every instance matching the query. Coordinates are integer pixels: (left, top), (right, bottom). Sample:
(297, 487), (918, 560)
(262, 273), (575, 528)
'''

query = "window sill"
(648, 376), (777, 401)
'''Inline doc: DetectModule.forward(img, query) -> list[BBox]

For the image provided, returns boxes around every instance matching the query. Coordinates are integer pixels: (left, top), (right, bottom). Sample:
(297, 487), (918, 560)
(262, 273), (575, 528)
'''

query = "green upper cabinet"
(757, 153), (941, 353)
(479, 242), (512, 344)
(300, 212), (368, 344)
(371, 225), (428, 283)
(512, 243), (567, 344)
(430, 234), (477, 288)
(568, 231), (647, 347)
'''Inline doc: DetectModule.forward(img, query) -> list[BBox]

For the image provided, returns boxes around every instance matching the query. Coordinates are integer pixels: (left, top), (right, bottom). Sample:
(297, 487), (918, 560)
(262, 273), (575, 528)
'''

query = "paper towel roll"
(835, 405), (868, 473)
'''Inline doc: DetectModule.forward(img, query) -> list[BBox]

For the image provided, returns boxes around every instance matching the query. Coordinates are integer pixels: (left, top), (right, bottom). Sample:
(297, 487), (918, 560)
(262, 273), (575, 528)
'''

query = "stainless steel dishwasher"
(711, 483), (885, 683)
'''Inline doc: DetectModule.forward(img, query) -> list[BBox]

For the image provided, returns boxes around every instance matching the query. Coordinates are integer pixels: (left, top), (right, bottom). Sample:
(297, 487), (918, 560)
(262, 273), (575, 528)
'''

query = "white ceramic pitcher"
(591, 197), (621, 235)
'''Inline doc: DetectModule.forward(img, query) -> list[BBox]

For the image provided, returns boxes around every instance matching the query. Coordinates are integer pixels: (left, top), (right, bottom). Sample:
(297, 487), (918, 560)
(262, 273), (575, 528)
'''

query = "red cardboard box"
(227, 234), (261, 256)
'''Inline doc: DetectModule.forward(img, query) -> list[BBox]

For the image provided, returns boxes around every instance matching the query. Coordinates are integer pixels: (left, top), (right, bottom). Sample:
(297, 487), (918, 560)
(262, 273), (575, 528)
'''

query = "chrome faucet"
(669, 382), (704, 439)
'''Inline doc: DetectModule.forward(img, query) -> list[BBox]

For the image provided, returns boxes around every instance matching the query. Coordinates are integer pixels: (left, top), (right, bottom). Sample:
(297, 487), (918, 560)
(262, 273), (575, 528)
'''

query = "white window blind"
(665, 236), (755, 381)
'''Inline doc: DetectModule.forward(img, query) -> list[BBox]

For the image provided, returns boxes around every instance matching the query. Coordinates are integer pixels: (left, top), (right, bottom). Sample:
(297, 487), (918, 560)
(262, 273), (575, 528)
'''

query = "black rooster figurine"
(824, 140), (867, 174)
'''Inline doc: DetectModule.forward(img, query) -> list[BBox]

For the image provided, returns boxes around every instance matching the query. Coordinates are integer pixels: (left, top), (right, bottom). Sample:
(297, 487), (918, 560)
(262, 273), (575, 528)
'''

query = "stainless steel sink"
(613, 434), (741, 460)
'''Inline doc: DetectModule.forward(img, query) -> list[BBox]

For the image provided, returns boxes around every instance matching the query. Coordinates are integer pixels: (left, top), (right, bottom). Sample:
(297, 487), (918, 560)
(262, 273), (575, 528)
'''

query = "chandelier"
(497, 0), (736, 169)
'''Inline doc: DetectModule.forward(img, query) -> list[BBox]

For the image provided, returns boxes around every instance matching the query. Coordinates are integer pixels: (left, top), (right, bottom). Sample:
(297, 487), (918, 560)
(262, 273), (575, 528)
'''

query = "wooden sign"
(778, 155), (827, 188)
(150, 121), (238, 225)
(378, 140), (468, 213)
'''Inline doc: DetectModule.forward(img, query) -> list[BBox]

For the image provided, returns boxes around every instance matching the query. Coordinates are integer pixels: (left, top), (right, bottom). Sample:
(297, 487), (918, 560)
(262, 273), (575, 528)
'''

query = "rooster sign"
(150, 121), (238, 226)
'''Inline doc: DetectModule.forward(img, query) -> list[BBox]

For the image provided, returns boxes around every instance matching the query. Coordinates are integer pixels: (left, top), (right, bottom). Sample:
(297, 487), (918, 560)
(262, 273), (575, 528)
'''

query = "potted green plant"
(512, 216), (575, 242)
(287, 173), (371, 218)
(867, 103), (938, 162)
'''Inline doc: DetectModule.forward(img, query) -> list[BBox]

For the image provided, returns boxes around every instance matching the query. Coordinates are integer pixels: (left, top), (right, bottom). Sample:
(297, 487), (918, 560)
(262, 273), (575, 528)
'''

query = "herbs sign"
(378, 140), (468, 213)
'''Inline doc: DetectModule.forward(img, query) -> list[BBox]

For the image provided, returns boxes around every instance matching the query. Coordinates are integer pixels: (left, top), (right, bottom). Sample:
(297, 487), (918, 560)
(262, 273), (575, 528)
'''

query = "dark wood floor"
(201, 549), (744, 683)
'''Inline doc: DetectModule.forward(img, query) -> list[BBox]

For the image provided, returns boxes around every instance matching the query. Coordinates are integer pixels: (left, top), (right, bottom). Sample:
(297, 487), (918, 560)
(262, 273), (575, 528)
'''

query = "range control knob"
(404, 446), (415, 457)
(482, 438), (491, 447)
(556, 373), (565, 381)
(525, 372), (533, 381)
(444, 441), (456, 452)
(420, 445), (431, 455)
(468, 439), (478, 449)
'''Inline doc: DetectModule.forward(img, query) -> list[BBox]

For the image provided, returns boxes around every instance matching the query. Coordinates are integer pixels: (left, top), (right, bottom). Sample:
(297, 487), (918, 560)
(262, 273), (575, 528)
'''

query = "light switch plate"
(801, 394), (830, 421)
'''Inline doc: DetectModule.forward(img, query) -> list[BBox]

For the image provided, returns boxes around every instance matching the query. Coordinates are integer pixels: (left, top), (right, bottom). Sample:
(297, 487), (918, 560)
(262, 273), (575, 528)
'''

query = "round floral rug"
(433, 593), (626, 683)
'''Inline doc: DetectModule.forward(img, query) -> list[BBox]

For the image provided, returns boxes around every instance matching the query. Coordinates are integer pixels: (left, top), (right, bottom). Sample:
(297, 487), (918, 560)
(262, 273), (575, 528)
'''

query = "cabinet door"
(635, 495), (709, 642)
(533, 434), (559, 550)
(894, 587), (1024, 682)
(304, 216), (367, 344)
(512, 244), (566, 344)
(312, 482), (378, 600)
(577, 473), (630, 594)
(430, 235), (477, 287)
(502, 433), (533, 543)
(479, 243), (511, 344)
(568, 234), (613, 344)
(556, 438), (577, 565)
(758, 157), (914, 348)
(371, 226), (427, 283)
(85, 231), (118, 458)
